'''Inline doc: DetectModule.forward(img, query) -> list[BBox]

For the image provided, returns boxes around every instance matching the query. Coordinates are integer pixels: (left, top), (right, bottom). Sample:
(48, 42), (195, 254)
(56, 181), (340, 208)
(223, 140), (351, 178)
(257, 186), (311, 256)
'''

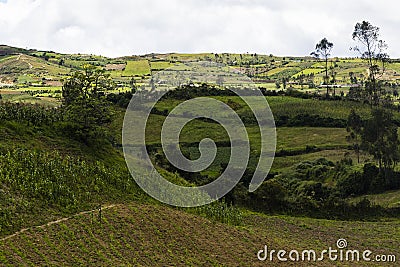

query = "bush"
(296, 181), (331, 201)
(336, 171), (365, 196)
(251, 179), (287, 211)
(286, 158), (335, 181)
(275, 114), (346, 127)
(106, 91), (133, 108)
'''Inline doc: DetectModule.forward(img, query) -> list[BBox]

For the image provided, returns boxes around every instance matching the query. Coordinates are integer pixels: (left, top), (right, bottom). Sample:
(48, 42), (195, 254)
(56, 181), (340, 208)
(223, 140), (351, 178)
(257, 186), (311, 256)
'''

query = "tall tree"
(361, 108), (399, 172)
(351, 21), (389, 105)
(296, 73), (305, 90)
(282, 77), (288, 90)
(346, 109), (363, 163)
(129, 77), (137, 94)
(62, 65), (114, 142)
(311, 38), (334, 97)
(329, 62), (337, 96)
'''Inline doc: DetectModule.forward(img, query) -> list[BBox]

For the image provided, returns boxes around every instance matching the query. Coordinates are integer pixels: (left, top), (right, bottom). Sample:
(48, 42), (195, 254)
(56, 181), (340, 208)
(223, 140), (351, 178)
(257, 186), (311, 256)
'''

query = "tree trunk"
(325, 58), (329, 97)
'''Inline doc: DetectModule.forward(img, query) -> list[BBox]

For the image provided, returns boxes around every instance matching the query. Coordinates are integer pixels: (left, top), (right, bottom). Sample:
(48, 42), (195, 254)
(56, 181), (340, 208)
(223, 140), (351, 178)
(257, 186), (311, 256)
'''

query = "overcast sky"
(0, 0), (399, 58)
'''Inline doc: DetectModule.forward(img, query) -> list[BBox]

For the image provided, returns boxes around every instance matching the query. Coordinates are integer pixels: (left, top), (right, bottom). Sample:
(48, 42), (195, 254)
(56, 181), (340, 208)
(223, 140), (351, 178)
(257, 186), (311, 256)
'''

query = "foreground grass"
(1, 203), (266, 266)
(245, 211), (399, 265)
(0, 202), (398, 266)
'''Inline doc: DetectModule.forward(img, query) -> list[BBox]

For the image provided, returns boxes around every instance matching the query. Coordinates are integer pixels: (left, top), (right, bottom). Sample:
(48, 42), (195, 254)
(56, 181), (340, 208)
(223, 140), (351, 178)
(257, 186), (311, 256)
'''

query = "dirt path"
(11, 53), (32, 69)
(16, 53), (33, 69)
(0, 204), (119, 242)
(26, 60), (33, 69)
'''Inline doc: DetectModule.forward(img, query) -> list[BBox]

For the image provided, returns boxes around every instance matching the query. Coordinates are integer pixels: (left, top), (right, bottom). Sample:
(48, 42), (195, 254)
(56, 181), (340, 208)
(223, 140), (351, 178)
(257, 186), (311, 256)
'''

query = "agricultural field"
(2, 48), (400, 95)
(122, 60), (151, 76)
(0, 202), (398, 266)
(0, 91), (59, 106)
(266, 67), (287, 76)
(1, 45), (400, 266)
(153, 95), (382, 122)
(349, 189), (400, 208)
(150, 61), (173, 71)
(293, 68), (325, 77)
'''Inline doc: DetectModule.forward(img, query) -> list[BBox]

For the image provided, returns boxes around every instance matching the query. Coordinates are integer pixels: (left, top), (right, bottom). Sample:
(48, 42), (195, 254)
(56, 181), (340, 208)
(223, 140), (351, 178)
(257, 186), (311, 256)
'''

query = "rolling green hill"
(1, 45), (400, 266)
(1, 45), (400, 100)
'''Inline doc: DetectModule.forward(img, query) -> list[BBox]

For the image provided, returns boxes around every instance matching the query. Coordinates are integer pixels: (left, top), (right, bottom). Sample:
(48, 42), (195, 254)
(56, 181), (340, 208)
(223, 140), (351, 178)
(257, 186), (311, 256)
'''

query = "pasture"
(122, 60), (151, 76)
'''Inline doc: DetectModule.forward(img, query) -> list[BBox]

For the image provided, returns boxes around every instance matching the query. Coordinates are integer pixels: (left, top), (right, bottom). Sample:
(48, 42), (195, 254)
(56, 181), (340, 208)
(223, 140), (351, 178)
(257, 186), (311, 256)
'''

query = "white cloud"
(0, 0), (399, 57)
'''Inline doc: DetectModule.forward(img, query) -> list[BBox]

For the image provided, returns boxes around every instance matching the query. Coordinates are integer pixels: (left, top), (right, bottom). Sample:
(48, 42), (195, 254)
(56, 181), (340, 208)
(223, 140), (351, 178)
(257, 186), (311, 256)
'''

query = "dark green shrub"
(296, 181), (331, 201)
(251, 179), (287, 211)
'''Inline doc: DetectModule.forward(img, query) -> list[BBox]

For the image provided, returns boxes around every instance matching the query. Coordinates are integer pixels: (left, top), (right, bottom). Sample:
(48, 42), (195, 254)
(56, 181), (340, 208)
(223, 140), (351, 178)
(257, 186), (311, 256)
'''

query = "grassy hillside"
(349, 189), (400, 208)
(1, 46), (400, 266)
(1, 202), (398, 266)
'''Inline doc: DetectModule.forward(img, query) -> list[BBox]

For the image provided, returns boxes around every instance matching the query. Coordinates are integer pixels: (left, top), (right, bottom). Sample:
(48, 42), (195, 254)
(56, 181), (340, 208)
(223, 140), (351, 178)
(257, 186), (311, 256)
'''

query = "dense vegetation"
(143, 84), (400, 220)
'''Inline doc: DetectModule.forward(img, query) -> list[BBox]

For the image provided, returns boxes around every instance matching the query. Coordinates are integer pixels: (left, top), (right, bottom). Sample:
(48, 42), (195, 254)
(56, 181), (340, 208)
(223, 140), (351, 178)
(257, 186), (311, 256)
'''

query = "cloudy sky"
(0, 0), (399, 58)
